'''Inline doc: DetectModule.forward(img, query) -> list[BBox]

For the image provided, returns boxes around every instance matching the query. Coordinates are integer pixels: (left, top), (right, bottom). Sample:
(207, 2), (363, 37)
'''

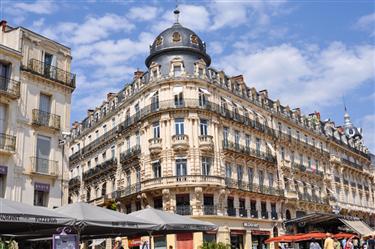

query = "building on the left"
(0, 20), (75, 208)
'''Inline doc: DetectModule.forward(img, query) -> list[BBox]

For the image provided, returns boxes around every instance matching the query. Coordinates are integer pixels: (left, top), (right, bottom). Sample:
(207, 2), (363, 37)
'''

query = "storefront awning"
(199, 88), (211, 95)
(339, 218), (374, 236)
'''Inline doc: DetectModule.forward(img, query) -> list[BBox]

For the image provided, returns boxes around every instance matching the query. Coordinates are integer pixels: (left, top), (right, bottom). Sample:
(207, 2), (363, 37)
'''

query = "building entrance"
(230, 233), (244, 249)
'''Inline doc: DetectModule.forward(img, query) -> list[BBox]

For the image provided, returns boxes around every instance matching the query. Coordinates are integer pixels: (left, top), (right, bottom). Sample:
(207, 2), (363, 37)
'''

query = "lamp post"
(59, 132), (70, 207)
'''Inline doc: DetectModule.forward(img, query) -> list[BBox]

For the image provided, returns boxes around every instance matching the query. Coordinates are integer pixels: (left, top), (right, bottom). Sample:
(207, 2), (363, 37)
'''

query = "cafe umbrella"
(0, 198), (75, 235)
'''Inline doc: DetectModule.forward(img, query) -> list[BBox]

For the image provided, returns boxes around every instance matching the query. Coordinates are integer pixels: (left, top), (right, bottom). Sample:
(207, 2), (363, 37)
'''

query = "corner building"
(68, 19), (375, 249)
(0, 21), (75, 207)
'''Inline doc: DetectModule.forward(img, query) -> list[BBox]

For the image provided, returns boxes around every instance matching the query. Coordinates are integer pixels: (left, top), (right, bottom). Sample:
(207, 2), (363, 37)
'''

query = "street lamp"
(59, 132), (71, 207)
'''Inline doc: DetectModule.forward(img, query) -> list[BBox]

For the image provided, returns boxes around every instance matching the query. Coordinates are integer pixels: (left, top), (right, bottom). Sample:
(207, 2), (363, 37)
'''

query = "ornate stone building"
(68, 13), (374, 249)
(0, 21), (75, 207)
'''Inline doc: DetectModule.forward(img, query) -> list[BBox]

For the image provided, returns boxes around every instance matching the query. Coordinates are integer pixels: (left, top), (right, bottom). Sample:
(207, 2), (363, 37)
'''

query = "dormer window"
(155, 36), (163, 46)
(172, 32), (181, 42)
(191, 35), (198, 45)
(174, 65), (182, 77)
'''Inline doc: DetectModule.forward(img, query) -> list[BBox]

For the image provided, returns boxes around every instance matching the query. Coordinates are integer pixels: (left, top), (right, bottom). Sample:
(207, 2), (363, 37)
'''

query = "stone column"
(245, 230), (252, 249)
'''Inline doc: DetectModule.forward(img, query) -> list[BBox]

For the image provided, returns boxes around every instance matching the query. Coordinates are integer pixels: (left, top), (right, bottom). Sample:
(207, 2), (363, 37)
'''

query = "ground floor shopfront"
(114, 216), (282, 249)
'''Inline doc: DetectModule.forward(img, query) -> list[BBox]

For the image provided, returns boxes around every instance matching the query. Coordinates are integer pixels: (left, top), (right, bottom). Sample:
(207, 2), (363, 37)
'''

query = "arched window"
(286, 209), (291, 220)
(190, 34), (198, 44)
(172, 32), (181, 42)
(155, 36), (163, 46)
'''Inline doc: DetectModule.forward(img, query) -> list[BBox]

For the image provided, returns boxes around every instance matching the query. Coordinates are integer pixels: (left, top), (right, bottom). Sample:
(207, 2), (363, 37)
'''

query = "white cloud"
(358, 114), (375, 153)
(13, 0), (56, 14)
(129, 6), (159, 21)
(355, 12), (375, 36)
(40, 14), (135, 45)
(209, 3), (248, 30)
(217, 42), (375, 112)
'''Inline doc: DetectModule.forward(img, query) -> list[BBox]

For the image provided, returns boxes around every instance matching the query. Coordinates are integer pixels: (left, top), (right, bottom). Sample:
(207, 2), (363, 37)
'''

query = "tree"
(199, 242), (231, 249)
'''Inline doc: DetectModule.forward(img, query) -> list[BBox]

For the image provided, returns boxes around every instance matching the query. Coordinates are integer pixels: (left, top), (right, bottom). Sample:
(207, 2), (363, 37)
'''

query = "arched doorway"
(286, 209), (291, 220)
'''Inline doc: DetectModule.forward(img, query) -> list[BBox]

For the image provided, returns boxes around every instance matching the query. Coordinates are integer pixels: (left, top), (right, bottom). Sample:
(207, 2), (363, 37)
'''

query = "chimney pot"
(0, 20), (7, 32)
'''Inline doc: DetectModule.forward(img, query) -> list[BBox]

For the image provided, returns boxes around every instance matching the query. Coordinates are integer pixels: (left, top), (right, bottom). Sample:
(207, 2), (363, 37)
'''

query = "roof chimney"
(259, 90), (268, 98)
(107, 92), (116, 100)
(0, 20), (7, 32)
(134, 69), (143, 80)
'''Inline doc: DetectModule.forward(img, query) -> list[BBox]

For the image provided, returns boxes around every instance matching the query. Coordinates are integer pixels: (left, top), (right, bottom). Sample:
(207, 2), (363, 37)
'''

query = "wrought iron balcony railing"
(30, 157), (58, 176)
(224, 178), (284, 197)
(222, 140), (276, 163)
(120, 145), (141, 164)
(203, 205), (217, 215)
(250, 210), (259, 218)
(227, 207), (236, 216)
(0, 76), (20, 98)
(32, 109), (61, 130)
(341, 158), (364, 171)
(115, 182), (141, 199)
(261, 211), (269, 219)
(176, 205), (192, 215)
(239, 208), (248, 217)
(24, 59), (76, 88)
(68, 176), (81, 189)
(0, 133), (16, 152)
(82, 158), (117, 181)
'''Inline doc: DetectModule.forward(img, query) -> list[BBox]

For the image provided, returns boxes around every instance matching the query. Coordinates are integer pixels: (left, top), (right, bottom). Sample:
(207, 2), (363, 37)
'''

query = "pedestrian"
(367, 236), (375, 249)
(310, 239), (322, 249)
(334, 238), (341, 249)
(353, 238), (359, 249)
(342, 239), (347, 249)
(345, 238), (354, 249)
(324, 233), (335, 249)
(114, 237), (124, 249)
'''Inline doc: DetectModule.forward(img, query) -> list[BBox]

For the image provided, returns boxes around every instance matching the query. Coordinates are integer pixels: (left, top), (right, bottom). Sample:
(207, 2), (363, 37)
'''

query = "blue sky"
(3, 0), (375, 151)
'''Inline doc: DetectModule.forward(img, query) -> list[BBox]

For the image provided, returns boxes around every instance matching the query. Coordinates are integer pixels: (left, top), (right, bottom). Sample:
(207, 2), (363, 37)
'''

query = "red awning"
(294, 232), (326, 242)
(333, 233), (357, 239)
(265, 234), (304, 243)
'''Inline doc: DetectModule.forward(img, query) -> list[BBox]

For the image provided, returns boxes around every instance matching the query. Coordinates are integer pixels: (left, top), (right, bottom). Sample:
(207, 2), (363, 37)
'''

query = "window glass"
(153, 122), (160, 138)
(175, 118), (184, 135)
(202, 157), (211, 176)
(200, 119), (208, 136)
(176, 159), (187, 176)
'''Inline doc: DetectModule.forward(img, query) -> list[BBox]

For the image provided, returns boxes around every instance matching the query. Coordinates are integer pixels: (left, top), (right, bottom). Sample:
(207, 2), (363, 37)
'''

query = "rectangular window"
(94, 157), (98, 166)
(256, 138), (261, 153)
(102, 151), (106, 161)
(39, 93), (51, 113)
(135, 103), (140, 120)
(225, 163), (232, 178)
(278, 122), (282, 133)
(0, 103), (6, 134)
(259, 170), (264, 186)
(153, 122), (160, 138)
(95, 130), (99, 139)
(305, 135), (308, 144)
(174, 65), (182, 77)
(245, 134), (251, 150)
(174, 92), (184, 107)
(296, 131), (300, 141)
(151, 91), (159, 111)
(223, 127), (229, 146)
(126, 171), (131, 186)
(299, 154), (303, 165)
(87, 160), (91, 169)
(36, 135), (51, 174)
(126, 137), (130, 150)
(175, 118), (184, 135)
(111, 146), (115, 159)
(103, 124), (107, 133)
(153, 161), (161, 178)
(237, 165), (243, 182)
(34, 190), (48, 207)
(0, 174), (5, 198)
(234, 130), (240, 149)
(136, 131), (140, 146)
(248, 168), (254, 184)
(198, 89), (207, 107)
(308, 157), (312, 168)
(287, 127), (291, 136)
(176, 159), (187, 176)
(291, 151), (295, 163)
(202, 157), (211, 176)
(281, 147), (285, 160)
(153, 197), (163, 209)
(200, 119), (208, 136)
(315, 160), (319, 171)
(268, 173), (274, 188)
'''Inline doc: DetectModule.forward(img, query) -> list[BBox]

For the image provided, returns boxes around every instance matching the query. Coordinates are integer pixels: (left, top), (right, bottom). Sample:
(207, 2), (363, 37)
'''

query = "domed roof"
(145, 22), (211, 67)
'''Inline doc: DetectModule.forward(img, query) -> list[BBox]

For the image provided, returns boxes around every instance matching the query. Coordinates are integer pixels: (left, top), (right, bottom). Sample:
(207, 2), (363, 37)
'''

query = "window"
(312, 138), (315, 147)
(87, 160), (91, 169)
(278, 122), (282, 133)
(88, 135), (91, 143)
(287, 127), (291, 136)
(151, 91), (159, 111)
(225, 163), (232, 178)
(259, 170), (264, 186)
(95, 130), (99, 139)
(101, 183), (106, 196)
(200, 119), (208, 136)
(34, 190), (48, 207)
(198, 89), (207, 106)
(202, 157), (211, 176)
(111, 146), (115, 159)
(234, 130), (240, 149)
(237, 165), (243, 181)
(36, 135), (51, 174)
(223, 127), (229, 146)
(0, 174), (6, 198)
(268, 173), (274, 188)
(256, 138), (261, 153)
(281, 147), (285, 160)
(153, 197), (163, 209)
(296, 131), (300, 141)
(0, 63), (9, 80)
(291, 151), (295, 163)
(198, 67), (204, 78)
(315, 160), (319, 171)
(153, 122), (160, 138)
(135, 103), (140, 119)
(248, 168), (254, 184)
(0, 103), (6, 134)
(174, 91), (183, 106)
(304, 135), (308, 144)
(94, 157), (98, 166)
(126, 171), (131, 186)
(136, 168), (141, 184)
(176, 159), (187, 176)
(136, 131), (140, 146)
(102, 151), (106, 161)
(86, 187), (91, 202)
(308, 157), (312, 168)
(112, 118), (116, 128)
(103, 124), (107, 133)
(175, 118), (184, 135)
(153, 161), (161, 178)
(173, 65), (182, 77)
(39, 93), (51, 113)
(245, 135), (251, 150)
(126, 137), (130, 150)
(299, 154), (303, 165)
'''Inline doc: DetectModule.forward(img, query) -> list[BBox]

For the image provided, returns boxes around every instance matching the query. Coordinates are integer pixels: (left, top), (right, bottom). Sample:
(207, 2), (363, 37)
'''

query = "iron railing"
(222, 141), (276, 163)
(32, 109), (61, 130)
(30, 157), (58, 175)
(227, 207), (236, 216)
(82, 158), (117, 181)
(24, 59), (76, 88)
(225, 178), (284, 197)
(0, 76), (20, 98)
(176, 205), (192, 215)
(0, 133), (16, 152)
(203, 205), (217, 215)
(341, 158), (363, 171)
(120, 145), (141, 163)
(250, 210), (259, 218)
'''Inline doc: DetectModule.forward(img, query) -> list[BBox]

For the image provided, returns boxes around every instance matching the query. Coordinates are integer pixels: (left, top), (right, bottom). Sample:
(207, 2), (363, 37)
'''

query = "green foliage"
(0, 239), (18, 249)
(199, 241), (231, 249)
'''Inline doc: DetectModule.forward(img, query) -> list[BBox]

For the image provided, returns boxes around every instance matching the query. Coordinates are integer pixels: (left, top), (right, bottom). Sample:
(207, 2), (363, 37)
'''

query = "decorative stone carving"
(162, 188), (171, 211)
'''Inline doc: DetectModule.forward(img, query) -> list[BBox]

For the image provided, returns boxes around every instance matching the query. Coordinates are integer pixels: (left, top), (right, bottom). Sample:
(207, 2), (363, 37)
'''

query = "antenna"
(174, 0), (180, 23)
(342, 96), (347, 112)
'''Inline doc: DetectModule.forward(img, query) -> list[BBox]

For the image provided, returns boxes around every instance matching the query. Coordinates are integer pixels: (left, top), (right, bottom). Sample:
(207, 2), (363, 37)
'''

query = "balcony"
(261, 211), (269, 219)
(120, 145), (141, 164)
(149, 138), (162, 154)
(225, 178), (284, 197)
(115, 182), (141, 199)
(143, 175), (223, 190)
(250, 210), (258, 218)
(198, 135), (214, 151)
(343, 179), (349, 186)
(82, 158), (117, 182)
(176, 205), (192, 216)
(341, 158), (363, 171)
(30, 157), (58, 176)
(292, 163), (306, 172)
(23, 59), (76, 88)
(171, 134), (189, 151)
(32, 109), (61, 130)
(0, 133), (16, 154)
(239, 208), (248, 217)
(271, 212), (278, 220)
(68, 176), (81, 190)
(203, 205), (217, 215)
(0, 76), (20, 99)
(222, 141), (276, 164)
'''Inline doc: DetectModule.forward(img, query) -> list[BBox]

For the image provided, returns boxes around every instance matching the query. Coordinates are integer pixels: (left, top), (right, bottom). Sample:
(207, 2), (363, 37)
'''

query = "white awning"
(199, 88), (211, 95)
(339, 218), (374, 236)
(147, 90), (158, 99)
(266, 142), (276, 155)
(173, 86), (183, 94)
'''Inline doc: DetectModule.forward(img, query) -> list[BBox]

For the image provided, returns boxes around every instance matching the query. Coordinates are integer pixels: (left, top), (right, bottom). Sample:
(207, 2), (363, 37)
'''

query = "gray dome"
(145, 23), (211, 67)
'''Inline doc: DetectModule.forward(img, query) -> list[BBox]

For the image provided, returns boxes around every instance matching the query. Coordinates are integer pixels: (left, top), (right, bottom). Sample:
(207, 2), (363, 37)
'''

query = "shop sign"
(52, 234), (78, 249)
(252, 230), (270, 235)
(230, 230), (246, 235)
(0, 165), (7, 175)
(35, 182), (50, 192)
(128, 238), (142, 247)
(243, 222), (259, 228)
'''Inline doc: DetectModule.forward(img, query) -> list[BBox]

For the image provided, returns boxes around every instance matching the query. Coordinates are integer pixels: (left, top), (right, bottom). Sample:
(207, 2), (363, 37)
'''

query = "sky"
(2, 0), (375, 151)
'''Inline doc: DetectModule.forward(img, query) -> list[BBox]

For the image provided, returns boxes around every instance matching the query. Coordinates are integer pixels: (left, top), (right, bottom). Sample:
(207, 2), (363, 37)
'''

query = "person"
(324, 233), (335, 249)
(342, 239), (347, 249)
(353, 238), (359, 249)
(368, 236), (375, 249)
(334, 238), (341, 249)
(345, 238), (354, 249)
(114, 237), (124, 249)
(310, 239), (322, 249)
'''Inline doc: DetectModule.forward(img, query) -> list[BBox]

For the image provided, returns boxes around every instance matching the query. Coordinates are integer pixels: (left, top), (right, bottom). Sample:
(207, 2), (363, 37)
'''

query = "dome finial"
(173, 2), (180, 24)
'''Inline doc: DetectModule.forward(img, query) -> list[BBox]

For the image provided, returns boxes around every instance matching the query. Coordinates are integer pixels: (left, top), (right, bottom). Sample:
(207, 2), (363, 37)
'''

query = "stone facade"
(68, 19), (374, 249)
(0, 21), (75, 208)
